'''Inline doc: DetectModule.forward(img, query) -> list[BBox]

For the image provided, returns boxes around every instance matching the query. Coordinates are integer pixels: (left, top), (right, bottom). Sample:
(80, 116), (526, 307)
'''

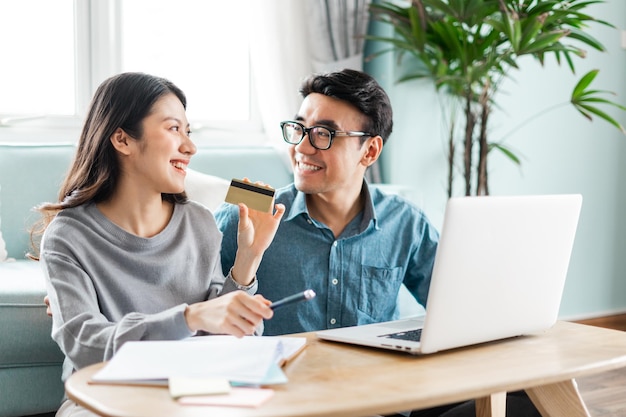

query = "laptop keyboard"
(379, 328), (422, 342)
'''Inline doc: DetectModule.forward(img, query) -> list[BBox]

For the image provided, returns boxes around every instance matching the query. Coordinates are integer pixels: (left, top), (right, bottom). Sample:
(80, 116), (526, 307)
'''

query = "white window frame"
(0, 0), (264, 145)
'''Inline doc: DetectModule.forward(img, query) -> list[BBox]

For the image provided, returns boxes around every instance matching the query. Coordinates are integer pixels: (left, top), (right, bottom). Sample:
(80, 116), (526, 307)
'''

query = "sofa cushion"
(0, 261), (64, 364)
(185, 169), (230, 212)
(0, 366), (64, 417)
(0, 260), (65, 416)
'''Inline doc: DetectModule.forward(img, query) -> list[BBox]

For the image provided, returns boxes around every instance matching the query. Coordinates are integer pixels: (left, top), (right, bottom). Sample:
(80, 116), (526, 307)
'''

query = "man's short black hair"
(299, 69), (393, 143)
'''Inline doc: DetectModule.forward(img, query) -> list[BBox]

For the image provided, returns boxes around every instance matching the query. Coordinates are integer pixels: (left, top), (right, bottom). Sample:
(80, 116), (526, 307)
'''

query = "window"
(0, 0), (262, 144)
(0, 0), (75, 117)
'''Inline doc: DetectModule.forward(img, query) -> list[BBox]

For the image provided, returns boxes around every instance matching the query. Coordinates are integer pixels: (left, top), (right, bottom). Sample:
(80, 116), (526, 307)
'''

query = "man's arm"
(404, 217), (440, 308)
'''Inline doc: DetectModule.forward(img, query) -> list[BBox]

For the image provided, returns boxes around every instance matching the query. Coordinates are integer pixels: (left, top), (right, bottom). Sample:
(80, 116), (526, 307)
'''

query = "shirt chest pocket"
(357, 265), (403, 321)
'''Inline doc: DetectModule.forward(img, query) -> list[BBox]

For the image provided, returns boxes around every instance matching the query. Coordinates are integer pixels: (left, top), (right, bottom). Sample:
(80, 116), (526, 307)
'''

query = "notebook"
(316, 194), (582, 354)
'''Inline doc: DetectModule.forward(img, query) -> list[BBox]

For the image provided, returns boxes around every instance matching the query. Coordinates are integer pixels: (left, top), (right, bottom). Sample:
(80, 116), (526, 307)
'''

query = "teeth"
(299, 162), (320, 171)
(171, 161), (186, 171)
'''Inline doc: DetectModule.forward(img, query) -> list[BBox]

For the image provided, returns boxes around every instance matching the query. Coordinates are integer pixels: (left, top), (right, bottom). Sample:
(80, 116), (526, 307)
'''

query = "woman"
(33, 72), (285, 416)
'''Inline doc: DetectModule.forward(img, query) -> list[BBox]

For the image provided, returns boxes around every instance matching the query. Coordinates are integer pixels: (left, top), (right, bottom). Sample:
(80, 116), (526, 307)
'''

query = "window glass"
(0, 0), (259, 142)
(0, 0), (75, 116)
(120, 0), (251, 124)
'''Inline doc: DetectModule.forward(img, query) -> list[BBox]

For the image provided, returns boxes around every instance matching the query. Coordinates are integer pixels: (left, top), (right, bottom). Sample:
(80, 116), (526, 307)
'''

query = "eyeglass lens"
(282, 122), (332, 150)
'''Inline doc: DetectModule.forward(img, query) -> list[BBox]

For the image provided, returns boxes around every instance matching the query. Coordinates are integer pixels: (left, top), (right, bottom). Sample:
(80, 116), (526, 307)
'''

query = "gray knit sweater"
(41, 201), (256, 382)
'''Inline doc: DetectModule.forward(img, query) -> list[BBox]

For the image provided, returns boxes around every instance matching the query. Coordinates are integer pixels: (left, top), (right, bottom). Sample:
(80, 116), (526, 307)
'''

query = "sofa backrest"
(0, 143), (293, 260)
(0, 144), (76, 260)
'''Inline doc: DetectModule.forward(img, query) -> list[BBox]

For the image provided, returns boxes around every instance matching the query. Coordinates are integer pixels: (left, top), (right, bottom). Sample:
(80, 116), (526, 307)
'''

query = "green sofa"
(0, 142), (293, 417)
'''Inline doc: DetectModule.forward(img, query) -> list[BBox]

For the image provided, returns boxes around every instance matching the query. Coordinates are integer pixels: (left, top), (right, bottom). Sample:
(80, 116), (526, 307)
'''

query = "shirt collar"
(285, 180), (379, 233)
(285, 190), (309, 222)
(360, 180), (379, 232)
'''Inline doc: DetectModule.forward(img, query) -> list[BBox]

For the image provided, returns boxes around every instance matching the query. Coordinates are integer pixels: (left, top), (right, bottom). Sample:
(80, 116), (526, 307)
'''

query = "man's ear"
(110, 128), (132, 156)
(361, 135), (383, 167)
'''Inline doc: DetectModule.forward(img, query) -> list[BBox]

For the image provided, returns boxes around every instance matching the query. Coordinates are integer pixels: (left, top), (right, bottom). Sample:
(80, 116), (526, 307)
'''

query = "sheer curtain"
(249, 1), (312, 150)
(250, 0), (379, 181)
(305, 0), (371, 73)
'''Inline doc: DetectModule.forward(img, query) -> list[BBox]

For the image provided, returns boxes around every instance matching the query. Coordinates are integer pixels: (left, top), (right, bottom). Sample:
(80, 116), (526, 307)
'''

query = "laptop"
(316, 194), (583, 354)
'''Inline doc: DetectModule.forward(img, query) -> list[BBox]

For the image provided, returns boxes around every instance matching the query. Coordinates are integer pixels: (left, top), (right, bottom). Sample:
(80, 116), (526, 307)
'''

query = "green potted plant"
(368, 0), (626, 196)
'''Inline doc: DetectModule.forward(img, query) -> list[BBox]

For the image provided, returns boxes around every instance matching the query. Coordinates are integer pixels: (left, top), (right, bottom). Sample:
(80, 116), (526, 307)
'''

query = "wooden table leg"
(525, 379), (591, 417)
(476, 392), (506, 417)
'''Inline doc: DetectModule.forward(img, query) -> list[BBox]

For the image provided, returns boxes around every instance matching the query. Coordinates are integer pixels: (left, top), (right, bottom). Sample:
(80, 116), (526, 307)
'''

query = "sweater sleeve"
(43, 251), (194, 371)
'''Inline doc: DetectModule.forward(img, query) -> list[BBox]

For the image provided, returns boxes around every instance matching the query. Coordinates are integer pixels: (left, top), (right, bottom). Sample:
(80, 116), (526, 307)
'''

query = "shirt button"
(332, 278), (338, 285)
(330, 318), (336, 325)
(307, 219), (312, 224)
(333, 241), (338, 247)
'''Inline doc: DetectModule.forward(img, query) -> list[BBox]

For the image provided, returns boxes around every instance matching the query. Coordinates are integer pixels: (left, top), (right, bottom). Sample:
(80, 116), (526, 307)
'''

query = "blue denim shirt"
(214, 182), (439, 336)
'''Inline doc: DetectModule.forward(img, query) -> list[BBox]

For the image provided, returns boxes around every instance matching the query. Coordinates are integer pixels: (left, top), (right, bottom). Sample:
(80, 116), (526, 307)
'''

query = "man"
(215, 69), (541, 417)
(215, 68), (438, 336)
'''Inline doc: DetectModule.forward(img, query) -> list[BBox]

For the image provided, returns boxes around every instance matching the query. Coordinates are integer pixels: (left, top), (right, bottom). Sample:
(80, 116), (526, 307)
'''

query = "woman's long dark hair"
(30, 72), (188, 259)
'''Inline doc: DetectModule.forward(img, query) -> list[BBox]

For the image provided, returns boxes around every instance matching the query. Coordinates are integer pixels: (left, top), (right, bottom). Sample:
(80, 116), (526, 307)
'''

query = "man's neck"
(305, 187), (364, 238)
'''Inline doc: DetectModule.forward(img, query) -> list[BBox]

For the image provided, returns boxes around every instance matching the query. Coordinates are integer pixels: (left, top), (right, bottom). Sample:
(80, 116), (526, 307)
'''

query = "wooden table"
(65, 321), (626, 417)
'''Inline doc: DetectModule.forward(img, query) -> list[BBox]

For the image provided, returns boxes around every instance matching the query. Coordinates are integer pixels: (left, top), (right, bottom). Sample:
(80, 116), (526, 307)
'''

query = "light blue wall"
(366, 1), (626, 319)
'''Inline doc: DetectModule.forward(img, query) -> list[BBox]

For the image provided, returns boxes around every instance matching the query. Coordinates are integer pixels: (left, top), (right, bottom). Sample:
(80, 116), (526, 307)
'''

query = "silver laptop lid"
(419, 194), (582, 353)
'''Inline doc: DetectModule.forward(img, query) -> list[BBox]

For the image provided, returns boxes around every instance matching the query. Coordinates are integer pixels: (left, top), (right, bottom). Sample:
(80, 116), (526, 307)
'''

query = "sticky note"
(224, 179), (275, 213)
(169, 376), (231, 398)
(178, 387), (275, 407)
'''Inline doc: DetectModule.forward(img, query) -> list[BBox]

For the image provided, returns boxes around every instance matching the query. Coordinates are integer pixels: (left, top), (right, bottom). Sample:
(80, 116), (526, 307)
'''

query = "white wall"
(370, 1), (626, 319)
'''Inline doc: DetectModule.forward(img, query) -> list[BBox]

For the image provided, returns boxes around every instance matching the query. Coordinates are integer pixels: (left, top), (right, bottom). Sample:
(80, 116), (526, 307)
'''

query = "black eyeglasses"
(280, 120), (372, 150)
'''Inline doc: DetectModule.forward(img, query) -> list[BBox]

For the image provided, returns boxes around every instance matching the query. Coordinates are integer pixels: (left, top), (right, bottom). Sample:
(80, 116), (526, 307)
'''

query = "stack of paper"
(91, 336), (306, 387)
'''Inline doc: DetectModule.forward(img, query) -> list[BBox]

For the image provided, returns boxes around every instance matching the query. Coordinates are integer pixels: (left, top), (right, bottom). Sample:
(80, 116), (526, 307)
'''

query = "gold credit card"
(224, 179), (275, 212)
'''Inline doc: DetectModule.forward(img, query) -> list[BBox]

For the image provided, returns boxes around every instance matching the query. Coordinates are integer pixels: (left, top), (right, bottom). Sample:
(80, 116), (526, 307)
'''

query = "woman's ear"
(110, 128), (132, 156)
(361, 135), (383, 167)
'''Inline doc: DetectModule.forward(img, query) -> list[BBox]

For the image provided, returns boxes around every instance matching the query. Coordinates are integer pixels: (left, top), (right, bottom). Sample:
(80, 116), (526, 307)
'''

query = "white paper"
(92, 336), (292, 386)
(189, 335), (307, 365)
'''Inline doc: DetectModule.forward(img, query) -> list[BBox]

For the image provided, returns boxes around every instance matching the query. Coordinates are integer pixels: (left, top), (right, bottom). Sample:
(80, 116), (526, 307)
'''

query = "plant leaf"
(571, 69), (599, 98)
(574, 103), (626, 133)
(489, 143), (521, 165)
(518, 31), (568, 55)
